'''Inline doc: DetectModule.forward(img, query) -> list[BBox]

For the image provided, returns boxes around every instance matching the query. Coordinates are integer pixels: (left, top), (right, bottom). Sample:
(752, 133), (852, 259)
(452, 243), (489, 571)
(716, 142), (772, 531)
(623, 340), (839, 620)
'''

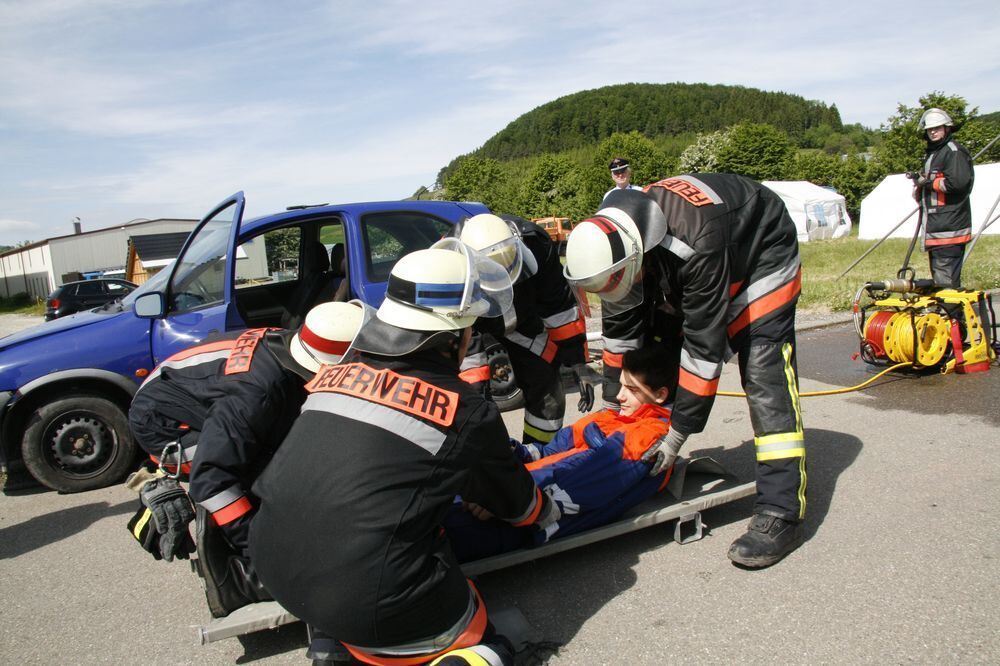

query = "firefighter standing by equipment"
(912, 107), (975, 288)
(456, 213), (595, 446)
(127, 302), (367, 615)
(249, 241), (558, 665)
(564, 182), (806, 568)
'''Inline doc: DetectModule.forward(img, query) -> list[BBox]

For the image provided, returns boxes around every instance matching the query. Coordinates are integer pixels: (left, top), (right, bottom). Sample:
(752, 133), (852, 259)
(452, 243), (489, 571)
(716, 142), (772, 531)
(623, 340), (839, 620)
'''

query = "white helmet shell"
(290, 300), (367, 372)
(564, 206), (643, 303)
(459, 213), (523, 282)
(919, 108), (954, 131)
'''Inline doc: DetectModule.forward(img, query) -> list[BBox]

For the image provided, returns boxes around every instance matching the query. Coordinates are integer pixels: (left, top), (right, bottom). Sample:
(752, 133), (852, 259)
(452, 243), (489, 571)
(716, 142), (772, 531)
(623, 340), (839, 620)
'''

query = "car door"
(149, 193), (246, 365)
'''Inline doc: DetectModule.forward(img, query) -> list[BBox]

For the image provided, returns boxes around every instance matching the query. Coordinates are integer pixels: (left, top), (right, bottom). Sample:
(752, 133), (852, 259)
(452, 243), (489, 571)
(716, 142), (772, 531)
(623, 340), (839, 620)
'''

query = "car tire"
(21, 394), (137, 493)
(487, 345), (524, 412)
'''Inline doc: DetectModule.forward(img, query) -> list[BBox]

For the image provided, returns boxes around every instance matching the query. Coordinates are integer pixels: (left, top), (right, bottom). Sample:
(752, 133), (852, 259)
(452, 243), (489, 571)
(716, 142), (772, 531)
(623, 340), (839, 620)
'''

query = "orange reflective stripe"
(458, 366), (491, 384)
(343, 583), (488, 665)
(149, 455), (191, 475)
(541, 339), (558, 363)
(165, 340), (235, 362)
(729, 281), (744, 297)
(932, 175), (946, 194)
(678, 368), (719, 397)
(602, 350), (623, 368)
(513, 487), (544, 527)
(727, 269), (801, 338)
(211, 496), (253, 526)
(925, 234), (971, 247)
(548, 317), (586, 341)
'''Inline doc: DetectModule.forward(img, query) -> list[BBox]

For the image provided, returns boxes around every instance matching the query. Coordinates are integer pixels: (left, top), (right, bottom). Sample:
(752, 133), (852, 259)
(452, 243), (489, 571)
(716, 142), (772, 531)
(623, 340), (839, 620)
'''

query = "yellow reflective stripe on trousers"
(782, 341), (807, 518)
(754, 432), (805, 460)
(523, 422), (556, 443)
(782, 342), (803, 434)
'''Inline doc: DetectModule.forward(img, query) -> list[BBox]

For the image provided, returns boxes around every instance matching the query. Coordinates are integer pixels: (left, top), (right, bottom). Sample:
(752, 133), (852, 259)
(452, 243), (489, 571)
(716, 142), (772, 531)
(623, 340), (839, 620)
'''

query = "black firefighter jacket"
(248, 350), (555, 641)
(919, 137), (974, 249)
(128, 328), (309, 552)
(460, 218), (587, 384)
(601, 174), (801, 437)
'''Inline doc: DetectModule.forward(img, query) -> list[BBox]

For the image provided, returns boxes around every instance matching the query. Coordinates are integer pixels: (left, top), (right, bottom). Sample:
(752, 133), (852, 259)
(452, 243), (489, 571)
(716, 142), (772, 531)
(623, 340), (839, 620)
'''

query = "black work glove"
(127, 502), (164, 561)
(139, 477), (195, 562)
(570, 363), (599, 412)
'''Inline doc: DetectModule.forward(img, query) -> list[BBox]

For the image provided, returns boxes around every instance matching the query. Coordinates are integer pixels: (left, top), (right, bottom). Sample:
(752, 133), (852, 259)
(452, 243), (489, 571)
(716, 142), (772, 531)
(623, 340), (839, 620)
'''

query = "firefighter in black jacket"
(564, 182), (806, 568)
(249, 241), (558, 665)
(127, 302), (367, 614)
(456, 213), (596, 446)
(913, 107), (975, 288)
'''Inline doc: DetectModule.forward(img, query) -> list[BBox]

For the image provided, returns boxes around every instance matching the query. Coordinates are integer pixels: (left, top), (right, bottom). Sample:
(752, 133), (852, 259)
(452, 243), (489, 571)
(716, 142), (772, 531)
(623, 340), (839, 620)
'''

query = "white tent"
(762, 180), (852, 242)
(859, 162), (1000, 240)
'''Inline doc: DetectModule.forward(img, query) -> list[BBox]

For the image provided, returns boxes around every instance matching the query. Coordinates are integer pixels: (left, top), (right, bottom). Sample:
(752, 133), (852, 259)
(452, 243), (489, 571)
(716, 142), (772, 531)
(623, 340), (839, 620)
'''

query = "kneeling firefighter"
(455, 214), (596, 446)
(564, 181), (806, 568)
(126, 301), (367, 615)
(249, 240), (559, 665)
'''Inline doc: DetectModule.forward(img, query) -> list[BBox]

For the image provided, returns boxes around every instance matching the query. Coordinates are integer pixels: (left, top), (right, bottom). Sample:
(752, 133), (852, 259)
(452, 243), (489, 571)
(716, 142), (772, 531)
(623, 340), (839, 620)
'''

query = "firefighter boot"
(194, 507), (259, 617)
(727, 513), (803, 568)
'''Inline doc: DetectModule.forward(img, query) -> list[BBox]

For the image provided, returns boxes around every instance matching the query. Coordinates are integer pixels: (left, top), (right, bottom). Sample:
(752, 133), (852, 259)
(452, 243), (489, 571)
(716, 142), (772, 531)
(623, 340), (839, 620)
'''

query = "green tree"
(519, 154), (587, 219)
(715, 123), (794, 180)
(873, 91), (976, 174)
(789, 151), (841, 185)
(443, 157), (507, 210)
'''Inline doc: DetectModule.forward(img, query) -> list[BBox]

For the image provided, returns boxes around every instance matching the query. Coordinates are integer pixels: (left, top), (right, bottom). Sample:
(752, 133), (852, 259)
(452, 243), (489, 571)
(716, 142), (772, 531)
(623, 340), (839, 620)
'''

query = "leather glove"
(640, 429), (688, 477)
(139, 477), (195, 562)
(570, 363), (599, 412)
(127, 502), (164, 560)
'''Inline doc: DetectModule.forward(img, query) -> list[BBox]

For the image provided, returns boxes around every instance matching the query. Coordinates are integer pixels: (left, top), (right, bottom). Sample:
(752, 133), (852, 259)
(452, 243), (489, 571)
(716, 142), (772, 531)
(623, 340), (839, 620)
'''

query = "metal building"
(0, 218), (197, 300)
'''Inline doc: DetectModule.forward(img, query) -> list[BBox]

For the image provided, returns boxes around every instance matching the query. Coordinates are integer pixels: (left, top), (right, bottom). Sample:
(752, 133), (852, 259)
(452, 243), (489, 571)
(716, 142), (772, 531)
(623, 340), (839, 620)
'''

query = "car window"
(168, 202), (236, 312)
(361, 212), (451, 282)
(77, 281), (104, 296)
(236, 226), (301, 289)
(106, 282), (131, 295)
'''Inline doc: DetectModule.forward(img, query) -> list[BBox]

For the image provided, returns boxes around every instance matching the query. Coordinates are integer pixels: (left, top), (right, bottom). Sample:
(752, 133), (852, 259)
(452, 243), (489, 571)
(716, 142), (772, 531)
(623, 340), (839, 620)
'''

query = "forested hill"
(474, 83), (843, 161)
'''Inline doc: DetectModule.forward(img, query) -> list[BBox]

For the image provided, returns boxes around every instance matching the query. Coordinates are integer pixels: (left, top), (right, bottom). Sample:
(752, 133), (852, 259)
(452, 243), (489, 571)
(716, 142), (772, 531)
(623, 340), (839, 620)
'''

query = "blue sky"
(1, 0), (998, 246)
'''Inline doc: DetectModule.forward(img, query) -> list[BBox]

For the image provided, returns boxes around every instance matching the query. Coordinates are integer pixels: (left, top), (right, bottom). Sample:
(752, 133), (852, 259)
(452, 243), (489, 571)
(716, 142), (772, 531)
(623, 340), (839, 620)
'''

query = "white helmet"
(353, 240), (514, 357)
(290, 300), (369, 373)
(564, 190), (667, 313)
(919, 108), (954, 131)
(458, 213), (524, 283)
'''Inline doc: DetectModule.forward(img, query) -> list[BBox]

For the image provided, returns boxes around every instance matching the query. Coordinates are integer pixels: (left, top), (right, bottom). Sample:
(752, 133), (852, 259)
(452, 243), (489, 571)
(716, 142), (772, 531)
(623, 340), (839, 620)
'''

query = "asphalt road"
(1, 319), (998, 664)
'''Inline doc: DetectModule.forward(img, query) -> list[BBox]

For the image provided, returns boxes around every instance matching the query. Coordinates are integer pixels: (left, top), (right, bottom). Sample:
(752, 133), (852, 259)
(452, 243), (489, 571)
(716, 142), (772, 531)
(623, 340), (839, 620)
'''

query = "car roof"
(239, 200), (485, 236)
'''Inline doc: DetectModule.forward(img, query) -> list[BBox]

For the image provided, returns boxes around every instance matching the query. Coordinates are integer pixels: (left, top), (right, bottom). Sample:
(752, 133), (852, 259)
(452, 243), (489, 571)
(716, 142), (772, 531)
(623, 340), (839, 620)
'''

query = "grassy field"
(0, 296), (44, 316)
(799, 235), (1000, 311)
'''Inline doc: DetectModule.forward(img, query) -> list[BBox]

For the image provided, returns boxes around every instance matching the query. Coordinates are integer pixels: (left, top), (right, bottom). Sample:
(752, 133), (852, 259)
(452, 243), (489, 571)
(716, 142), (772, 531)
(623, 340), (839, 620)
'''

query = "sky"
(1, 0), (998, 246)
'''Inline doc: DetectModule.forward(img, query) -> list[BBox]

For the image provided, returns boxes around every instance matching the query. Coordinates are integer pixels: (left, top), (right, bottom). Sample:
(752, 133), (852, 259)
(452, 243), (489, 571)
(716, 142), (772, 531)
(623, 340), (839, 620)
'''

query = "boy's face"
(616, 368), (668, 417)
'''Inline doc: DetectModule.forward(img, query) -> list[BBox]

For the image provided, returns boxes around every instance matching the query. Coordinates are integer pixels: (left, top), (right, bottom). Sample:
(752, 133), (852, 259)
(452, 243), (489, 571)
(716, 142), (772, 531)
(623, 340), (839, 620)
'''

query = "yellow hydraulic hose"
(716, 362), (912, 398)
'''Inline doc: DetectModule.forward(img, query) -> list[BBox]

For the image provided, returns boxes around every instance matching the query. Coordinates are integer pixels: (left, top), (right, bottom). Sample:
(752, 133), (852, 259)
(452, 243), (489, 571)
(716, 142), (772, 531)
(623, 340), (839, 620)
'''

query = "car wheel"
(487, 346), (524, 412)
(21, 394), (137, 493)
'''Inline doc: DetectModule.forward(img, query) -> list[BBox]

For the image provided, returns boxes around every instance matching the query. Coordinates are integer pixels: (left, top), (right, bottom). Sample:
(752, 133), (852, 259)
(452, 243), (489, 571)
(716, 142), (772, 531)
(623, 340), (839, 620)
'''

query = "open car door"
(149, 193), (246, 365)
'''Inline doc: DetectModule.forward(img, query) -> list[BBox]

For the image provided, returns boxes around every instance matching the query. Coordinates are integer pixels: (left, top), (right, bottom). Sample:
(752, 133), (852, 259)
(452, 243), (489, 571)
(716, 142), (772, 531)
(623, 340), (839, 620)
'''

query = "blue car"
(0, 193), (492, 493)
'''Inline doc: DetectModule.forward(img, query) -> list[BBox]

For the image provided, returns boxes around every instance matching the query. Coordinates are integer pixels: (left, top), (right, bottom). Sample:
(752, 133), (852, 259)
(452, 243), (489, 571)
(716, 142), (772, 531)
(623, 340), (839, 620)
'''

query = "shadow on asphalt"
(235, 622), (308, 663)
(694, 427), (864, 544)
(0, 499), (135, 559)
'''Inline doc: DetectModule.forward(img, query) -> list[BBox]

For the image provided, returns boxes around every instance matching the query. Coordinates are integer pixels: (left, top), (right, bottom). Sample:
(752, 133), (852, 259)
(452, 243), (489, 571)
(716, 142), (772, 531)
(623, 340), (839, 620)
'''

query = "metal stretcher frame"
(196, 459), (755, 645)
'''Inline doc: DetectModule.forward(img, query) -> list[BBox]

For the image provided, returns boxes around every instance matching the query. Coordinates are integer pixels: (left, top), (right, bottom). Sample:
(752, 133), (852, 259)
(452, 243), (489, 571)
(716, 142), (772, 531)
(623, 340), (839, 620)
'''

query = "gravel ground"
(0, 313), (44, 338)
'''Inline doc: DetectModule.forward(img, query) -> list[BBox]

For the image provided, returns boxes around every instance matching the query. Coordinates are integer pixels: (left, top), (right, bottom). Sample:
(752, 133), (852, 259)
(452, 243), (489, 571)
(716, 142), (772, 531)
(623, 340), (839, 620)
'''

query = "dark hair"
(621, 345), (679, 394)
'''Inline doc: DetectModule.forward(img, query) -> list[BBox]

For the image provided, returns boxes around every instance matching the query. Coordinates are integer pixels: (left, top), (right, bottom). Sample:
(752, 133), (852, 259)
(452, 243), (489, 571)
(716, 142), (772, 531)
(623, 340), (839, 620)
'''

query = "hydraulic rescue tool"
(852, 279), (996, 373)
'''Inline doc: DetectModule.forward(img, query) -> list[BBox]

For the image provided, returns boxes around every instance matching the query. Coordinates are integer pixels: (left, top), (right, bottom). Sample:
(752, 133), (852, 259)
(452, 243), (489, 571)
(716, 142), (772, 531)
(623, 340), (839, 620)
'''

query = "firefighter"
(455, 213), (596, 447)
(913, 107), (975, 288)
(248, 240), (558, 665)
(564, 182), (806, 568)
(126, 301), (367, 615)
